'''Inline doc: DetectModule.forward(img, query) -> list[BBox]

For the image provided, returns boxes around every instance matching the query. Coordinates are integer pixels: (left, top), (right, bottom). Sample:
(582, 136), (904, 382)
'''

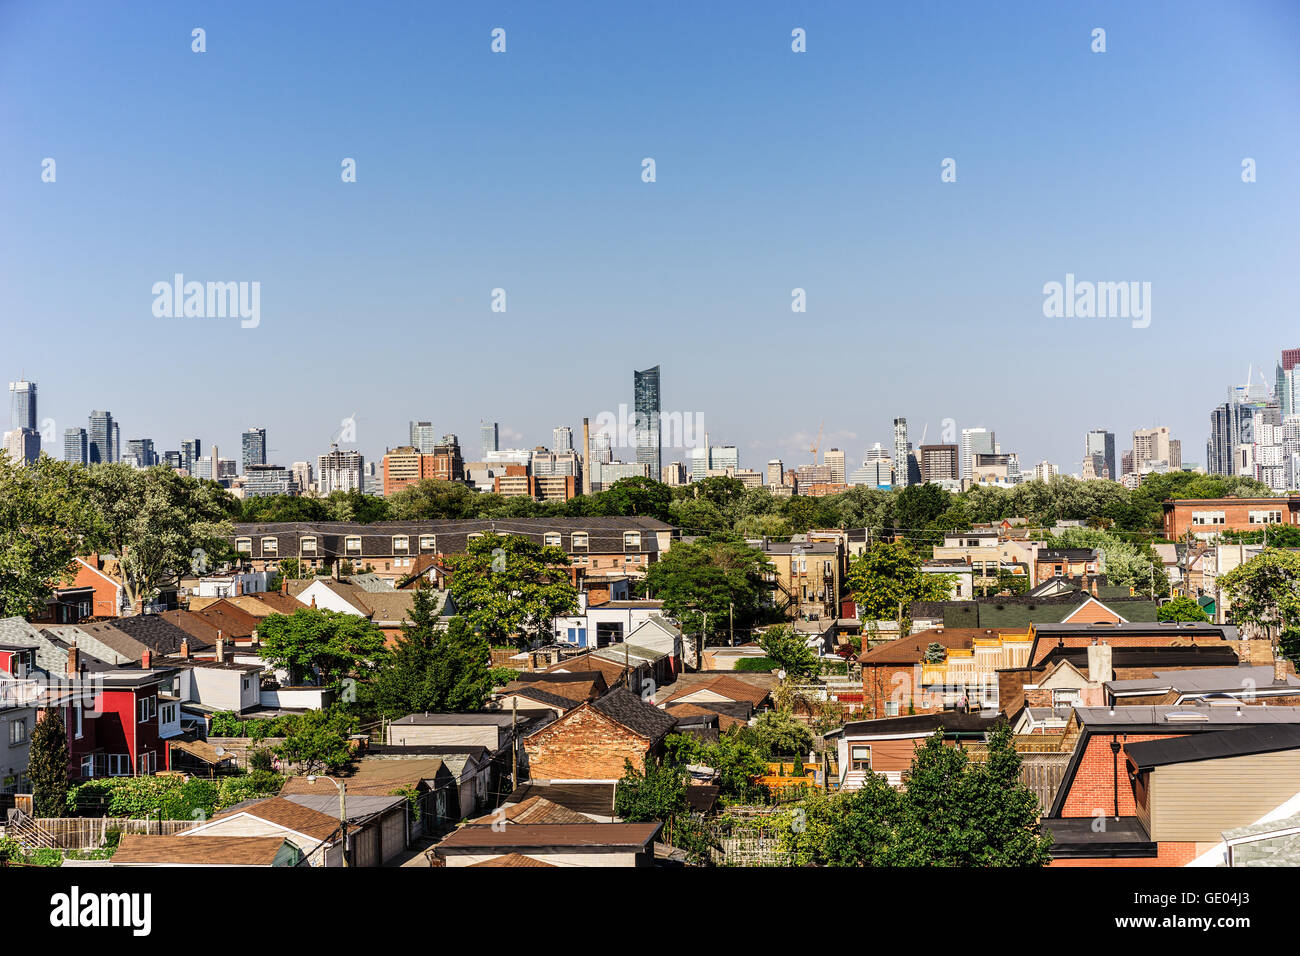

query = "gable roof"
(660, 674), (772, 708)
(205, 796), (340, 843)
(158, 610), (219, 649)
(279, 757), (450, 796)
(507, 782), (617, 818)
(106, 614), (205, 656)
(470, 795), (594, 825)
(589, 687), (678, 742)
(859, 627), (1013, 665)
(468, 852), (557, 867)
(193, 601), (261, 638)
(436, 823), (662, 851)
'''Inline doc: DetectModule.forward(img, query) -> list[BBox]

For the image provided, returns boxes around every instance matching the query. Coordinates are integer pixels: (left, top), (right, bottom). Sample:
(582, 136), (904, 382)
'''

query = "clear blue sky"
(3, 0), (1299, 474)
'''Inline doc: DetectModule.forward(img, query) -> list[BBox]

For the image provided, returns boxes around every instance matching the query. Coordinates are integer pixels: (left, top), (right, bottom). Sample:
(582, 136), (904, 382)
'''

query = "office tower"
(960, 428), (995, 480)
(480, 421), (499, 458)
(8, 380), (36, 431)
(553, 425), (573, 453)
(581, 418), (592, 496)
(1132, 426), (1175, 473)
(1168, 439), (1182, 470)
(1276, 348), (1300, 418)
(919, 444), (959, 483)
(767, 459), (785, 485)
(241, 427), (267, 473)
(291, 461), (313, 493)
(849, 459), (893, 488)
(125, 438), (157, 468)
(1121, 450), (1134, 476)
(1033, 460), (1059, 482)
(362, 462), (381, 496)
(3, 429), (39, 464)
(1084, 429), (1116, 480)
(243, 464), (298, 497)
(163, 450), (183, 470)
(592, 430), (612, 464)
(64, 428), (88, 465)
(532, 449), (580, 477)
(180, 438), (201, 473)
(824, 448), (846, 485)
(633, 365), (662, 478)
(111, 421), (121, 463)
(88, 411), (113, 464)
(409, 421), (437, 454)
(661, 462), (687, 485)
(892, 418), (910, 488)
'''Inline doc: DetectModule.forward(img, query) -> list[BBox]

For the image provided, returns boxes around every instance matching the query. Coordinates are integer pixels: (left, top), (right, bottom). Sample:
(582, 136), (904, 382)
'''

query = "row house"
(1162, 495), (1300, 540)
(760, 539), (841, 622)
(229, 517), (675, 585)
(1033, 548), (1104, 585)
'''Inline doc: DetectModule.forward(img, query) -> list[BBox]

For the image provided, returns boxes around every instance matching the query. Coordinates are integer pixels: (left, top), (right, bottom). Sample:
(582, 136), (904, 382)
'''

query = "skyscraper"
(8, 380), (36, 431)
(1084, 429), (1116, 480)
(960, 427), (995, 480)
(242, 427), (267, 473)
(1276, 348), (1300, 418)
(480, 421), (499, 459)
(64, 428), (88, 465)
(552, 425), (573, 453)
(409, 421), (437, 454)
(634, 365), (662, 479)
(88, 410), (114, 464)
(824, 448), (846, 485)
(919, 444), (959, 483)
(125, 439), (157, 468)
(318, 445), (365, 494)
(110, 421), (121, 464)
(893, 418), (910, 488)
(180, 438), (201, 473)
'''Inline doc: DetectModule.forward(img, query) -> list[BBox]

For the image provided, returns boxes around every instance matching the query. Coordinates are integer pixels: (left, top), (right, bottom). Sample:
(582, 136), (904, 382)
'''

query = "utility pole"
(729, 602), (734, 647)
(511, 695), (518, 790)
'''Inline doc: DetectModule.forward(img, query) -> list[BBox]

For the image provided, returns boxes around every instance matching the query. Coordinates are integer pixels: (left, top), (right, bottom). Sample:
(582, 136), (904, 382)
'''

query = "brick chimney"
(141, 649), (151, 670)
(216, 632), (226, 663)
(235, 577), (244, 596)
(1087, 639), (1112, 684)
(1237, 638), (1251, 665)
(1275, 650), (1288, 684)
(66, 645), (79, 677)
(310, 594), (317, 609)
(179, 639), (190, 659)
(281, 576), (288, 596)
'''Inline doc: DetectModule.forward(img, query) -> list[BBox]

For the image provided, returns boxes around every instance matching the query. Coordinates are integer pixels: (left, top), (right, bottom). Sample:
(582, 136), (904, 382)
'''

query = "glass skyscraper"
(1084, 429), (1116, 480)
(64, 428), (88, 465)
(634, 365), (662, 478)
(88, 410), (114, 464)
(242, 427), (267, 473)
(8, 380), (36, 431)
(480, 421), (499, 459)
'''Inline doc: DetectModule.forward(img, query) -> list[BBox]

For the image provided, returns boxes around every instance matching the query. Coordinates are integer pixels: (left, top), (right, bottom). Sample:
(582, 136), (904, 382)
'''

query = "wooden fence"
(963, 749), (1072, 813)
(6, 812), (199, 851)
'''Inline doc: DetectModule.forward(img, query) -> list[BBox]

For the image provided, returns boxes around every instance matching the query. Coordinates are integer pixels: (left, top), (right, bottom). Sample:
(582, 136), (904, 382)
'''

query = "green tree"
(0, 455), (97, 617)
(29, 709), (70, 817)
(387, 480), (478, 520)
(1218, 549), (1300, 662)
(1157, 596), (1211, 623)
(367, 587), (495, 718)
(845, 541), (954, 622)
(883, 724), (1051, 866)
(590, 476), (672, 521)
(82, 464), (234, 608)
(275, 708), (357, 775)
(749, 710), (813, 759)
(641, 534), (774, 641)
(893, 483), (954, 537)
(258, 607), (386, 687)
(443, 532), (577, 647)
(821, 774), (900, 866)
(757, 625), (818, 678)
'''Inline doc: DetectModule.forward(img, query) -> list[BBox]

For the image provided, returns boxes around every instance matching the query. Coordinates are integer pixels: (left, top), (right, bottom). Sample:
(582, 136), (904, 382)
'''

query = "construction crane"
(809, 421), (824, 466)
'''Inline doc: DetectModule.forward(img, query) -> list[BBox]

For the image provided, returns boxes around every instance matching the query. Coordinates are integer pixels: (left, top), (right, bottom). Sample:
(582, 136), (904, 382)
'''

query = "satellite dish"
(213, 746), (226, 757)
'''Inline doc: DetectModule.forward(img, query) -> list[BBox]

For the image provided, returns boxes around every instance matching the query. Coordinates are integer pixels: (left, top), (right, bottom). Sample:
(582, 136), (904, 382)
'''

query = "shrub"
(734, 657), (776, 673)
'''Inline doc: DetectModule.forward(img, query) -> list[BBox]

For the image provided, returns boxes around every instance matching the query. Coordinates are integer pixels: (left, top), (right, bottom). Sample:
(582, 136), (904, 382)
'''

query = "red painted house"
(39, 647), (183, 780)
(28, 555), (126, 625)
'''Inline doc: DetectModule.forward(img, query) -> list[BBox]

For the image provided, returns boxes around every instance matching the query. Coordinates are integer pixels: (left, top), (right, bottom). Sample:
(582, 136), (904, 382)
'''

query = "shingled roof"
(590, 687), (678, 742)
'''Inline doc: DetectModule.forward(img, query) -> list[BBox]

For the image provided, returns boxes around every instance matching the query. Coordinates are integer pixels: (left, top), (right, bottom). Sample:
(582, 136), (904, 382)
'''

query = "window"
(467, 532), (484, 541)
(108, 754), (131, 776)
(261, 537), (278, 554)
(1192, 511), (1226, 526)
(235, 537), (252, 553)
(301, 537), (317, 553)
(1052, 688), (1079, 707)
(242, 677), (251, 691)
(1250, 510), (1283, 525)
(137, 752), (156, 775)
(544, 532), (561, 547)
(159, 702), (177, 725)
(137, 696), (156, 723)
(884, 701), (900, 716)
(345, 535), (362, 552)
(572, 532), (589, 551)
(850, 745), (872, 771)
(392, 535), (409, 552)
(419, 535), (436, 551)
(8, 718), (26, 745)
(623, 532), (641, 551)
(74, 704), (83, 739)
(80, 754), (96, 778)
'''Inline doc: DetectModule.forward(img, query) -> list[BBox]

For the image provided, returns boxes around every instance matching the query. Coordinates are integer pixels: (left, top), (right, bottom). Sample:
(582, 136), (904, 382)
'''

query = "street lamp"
(306, 774), (347, 867)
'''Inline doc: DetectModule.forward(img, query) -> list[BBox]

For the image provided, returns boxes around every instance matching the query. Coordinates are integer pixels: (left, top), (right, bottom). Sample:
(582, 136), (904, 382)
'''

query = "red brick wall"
(1058, 733), (1184, 818)
(524, 704), (650, 780)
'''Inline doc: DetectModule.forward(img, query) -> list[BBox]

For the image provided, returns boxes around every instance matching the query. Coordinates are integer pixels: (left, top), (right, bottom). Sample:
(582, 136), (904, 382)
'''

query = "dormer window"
(301, 537), (317, 553)
(392, 535), (409, 552)
(544, 533), (561, 547)
(419, 535), (436, 551)
(235, 537), (252, 553)
(623, 532), (642, 551)
(572, 532), (588, 551)
(345, 535), (362, 552)
(261, 537), (278, 554)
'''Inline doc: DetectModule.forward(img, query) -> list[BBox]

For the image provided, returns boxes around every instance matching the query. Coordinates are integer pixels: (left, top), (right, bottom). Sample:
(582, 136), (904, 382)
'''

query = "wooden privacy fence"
(6, 812), (198, 851)
(963, 749), (1072, 813)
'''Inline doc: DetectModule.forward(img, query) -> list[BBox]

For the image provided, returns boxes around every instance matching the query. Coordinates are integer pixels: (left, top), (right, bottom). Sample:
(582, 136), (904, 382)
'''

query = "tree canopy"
(442, 532), (577, 647)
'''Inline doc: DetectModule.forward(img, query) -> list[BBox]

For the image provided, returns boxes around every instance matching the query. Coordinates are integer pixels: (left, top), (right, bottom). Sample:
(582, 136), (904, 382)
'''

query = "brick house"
(27, 555), (127, 625)
(523, 687), (677, 781)
(1034, 549), (1103, 585)
(1162, 495), (1300, 540)
(859, 627), (1030, 718)
(1043, 705), (1300, 866)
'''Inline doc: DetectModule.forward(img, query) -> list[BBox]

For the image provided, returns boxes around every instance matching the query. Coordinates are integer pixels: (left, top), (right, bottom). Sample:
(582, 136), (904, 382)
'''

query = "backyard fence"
(6, 809), (198, 851)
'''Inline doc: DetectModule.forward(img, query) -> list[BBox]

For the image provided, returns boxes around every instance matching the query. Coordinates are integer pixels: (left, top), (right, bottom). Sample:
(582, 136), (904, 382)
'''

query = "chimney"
(216, 633), (226, 663)
(1275, 651), (1288, 684)
(1091, 577), (1099, 597)
(235, 578), (244, 596)
(141, 649), (151, 670)
(581, 417), (592, 497)
(281, 576), (288, 596)
(1087, 640), (1112, 684)
(179, 639), (190, 659)
(66, 645), (79, 677)
(1237, 638), (1251, 665)
(310, 595), (317, 609)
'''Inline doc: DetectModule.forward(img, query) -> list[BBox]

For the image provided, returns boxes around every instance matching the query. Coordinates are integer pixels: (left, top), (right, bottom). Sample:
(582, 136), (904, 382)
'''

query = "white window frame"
(419, 535), (436, 551)
(137, 696), (156, 723)
(572, 532), (589, 551)
(544, 533), (561, 547)
(345, 535), (362, 552)
(301, 537), (317, 553)
(235, 537), (252, 553)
